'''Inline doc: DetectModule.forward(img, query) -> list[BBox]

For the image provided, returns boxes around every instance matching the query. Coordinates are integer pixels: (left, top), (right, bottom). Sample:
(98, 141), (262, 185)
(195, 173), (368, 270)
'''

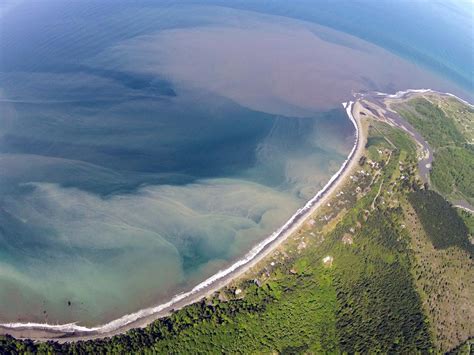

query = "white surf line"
(443, 92), (474, 109)
(0, 101), (360, 335)
(375, 88), (474, 108)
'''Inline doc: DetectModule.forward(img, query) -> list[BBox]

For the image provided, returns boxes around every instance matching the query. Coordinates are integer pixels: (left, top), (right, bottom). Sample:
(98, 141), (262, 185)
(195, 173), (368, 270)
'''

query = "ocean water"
(201, 0), (474, 96)
(0, 1), (471, 326)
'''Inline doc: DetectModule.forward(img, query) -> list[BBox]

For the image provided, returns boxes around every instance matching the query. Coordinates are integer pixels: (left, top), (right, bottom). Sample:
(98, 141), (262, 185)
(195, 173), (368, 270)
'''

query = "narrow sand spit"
(0, 100), (367, 342)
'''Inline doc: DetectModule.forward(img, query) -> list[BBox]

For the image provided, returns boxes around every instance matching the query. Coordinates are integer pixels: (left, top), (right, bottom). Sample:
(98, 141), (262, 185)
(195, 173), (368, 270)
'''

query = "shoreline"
(0, 100), (365, 341)
(374, 88), (474, 109)
(2, 88), (470, 341)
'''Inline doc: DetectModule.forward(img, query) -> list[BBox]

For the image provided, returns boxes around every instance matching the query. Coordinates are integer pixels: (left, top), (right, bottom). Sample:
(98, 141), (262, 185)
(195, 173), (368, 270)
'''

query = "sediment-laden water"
(0, 1), (470, 326)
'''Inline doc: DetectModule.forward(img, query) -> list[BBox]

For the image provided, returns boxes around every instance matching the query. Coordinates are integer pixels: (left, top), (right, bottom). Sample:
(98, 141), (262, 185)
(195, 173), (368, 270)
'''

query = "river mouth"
(0, 2), (467, 327)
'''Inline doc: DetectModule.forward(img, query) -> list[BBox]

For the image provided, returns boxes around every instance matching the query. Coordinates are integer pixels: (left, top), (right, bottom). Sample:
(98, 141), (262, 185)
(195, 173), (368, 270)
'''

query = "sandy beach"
(0, 100), (367, 342)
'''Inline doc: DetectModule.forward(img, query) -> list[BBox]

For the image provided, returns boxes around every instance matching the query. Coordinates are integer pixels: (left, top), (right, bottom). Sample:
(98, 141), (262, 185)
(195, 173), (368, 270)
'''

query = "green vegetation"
(330, 126), (431, 352)
(394, 96), (474, 205)
(449, 338), (474, 355)
(331, 208), (431, 352)
(396, 97), (465, 146)
(405, 199), (473, 352)
(366, 120), (417, 157)
(435, 97), (474, 142)
(458, 209), (474, 236)
(408, 190), (472, 256)
(391, 95), (474, 352)
(431, 146), (474, 199)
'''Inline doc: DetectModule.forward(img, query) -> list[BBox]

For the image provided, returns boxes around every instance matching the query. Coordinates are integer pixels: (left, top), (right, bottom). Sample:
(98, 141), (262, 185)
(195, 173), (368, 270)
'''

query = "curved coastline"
(375, 88), (474, 109)
(1, 100), (363, 340)
(4, 88), (469, 342)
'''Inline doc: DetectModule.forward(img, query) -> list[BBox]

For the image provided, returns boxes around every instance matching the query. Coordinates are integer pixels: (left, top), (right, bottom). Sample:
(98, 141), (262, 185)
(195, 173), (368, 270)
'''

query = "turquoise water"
(0, 1), (471, 326)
